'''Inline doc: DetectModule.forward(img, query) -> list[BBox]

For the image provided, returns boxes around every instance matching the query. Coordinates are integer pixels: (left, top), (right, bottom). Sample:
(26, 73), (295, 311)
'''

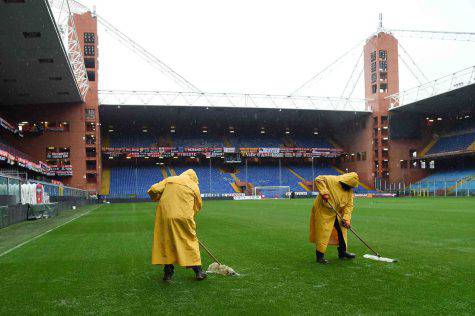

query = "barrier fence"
(375, 178), (475, 197)
(0, 173), (90, 204)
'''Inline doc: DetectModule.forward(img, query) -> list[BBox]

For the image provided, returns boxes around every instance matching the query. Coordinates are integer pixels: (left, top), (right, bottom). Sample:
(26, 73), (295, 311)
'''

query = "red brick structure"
(1, 12), (101, 192)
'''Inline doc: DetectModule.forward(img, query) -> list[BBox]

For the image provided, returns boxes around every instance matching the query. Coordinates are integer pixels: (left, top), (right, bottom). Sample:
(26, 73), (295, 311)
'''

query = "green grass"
(0, 198), (474, 315)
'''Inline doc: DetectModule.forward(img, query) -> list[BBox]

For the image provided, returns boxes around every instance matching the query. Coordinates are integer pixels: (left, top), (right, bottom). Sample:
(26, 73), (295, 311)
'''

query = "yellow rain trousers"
(148, 169), (203, 266)
(309, 172), (359, 253)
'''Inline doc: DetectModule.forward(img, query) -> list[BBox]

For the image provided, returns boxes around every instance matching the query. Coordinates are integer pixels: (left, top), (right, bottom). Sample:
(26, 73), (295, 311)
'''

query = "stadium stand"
(109, 132), (157, 148)
(107, 162), (372, 197)
(108, 164), (238, 197)
(426, 131), (475, 156)
(415, 168), (475, 191)
(227, 135), (283, 147)
(172, 134), (224, 147)
(291, 136), (334, 148)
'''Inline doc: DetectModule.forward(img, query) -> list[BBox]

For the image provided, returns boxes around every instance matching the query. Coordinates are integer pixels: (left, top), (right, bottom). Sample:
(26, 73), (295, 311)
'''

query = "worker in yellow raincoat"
(147, 169), (206, 282)
(309, 172), (359, 264)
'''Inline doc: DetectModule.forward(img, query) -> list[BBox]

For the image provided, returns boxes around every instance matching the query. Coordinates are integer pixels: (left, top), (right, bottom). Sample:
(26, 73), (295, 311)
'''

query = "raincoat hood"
(338, 172), (359, 188)
(181, 169), (199, 184)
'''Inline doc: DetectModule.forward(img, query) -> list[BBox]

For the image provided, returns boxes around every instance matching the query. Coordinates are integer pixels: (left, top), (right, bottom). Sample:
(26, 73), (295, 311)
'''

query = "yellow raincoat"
(148, 169), (203, 266)
(309, 172), (359, 253)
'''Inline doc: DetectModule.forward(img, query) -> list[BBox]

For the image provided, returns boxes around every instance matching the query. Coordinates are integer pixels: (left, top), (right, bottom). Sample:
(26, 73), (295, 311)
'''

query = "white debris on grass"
(206, 262), (239, 276)
(363, 254), (398, 263)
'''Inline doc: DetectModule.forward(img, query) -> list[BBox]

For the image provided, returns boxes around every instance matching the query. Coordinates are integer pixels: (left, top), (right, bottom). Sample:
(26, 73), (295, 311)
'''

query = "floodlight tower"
(363, 14), (399, 183)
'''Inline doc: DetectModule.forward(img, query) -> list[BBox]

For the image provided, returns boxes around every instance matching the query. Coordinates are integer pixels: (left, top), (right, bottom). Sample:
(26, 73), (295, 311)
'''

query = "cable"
(290, 39), (366, 96)
(398, 42), (428, 82)
(341, 50), (363, 98)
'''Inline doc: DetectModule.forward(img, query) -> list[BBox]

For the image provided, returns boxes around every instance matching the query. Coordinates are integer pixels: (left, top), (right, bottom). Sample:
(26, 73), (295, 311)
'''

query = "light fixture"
(108, 156), (113, 160)
(126, 156), (131, 159)
(144, 156), (150, 159)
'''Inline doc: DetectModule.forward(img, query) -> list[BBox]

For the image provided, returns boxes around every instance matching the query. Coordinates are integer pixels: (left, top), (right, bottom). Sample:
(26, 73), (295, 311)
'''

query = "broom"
(198, 240), (239, 275)
(326, 201), (398, 263)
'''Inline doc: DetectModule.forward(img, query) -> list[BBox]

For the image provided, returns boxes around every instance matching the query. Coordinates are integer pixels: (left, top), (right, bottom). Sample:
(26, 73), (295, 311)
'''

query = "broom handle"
(198, 240), (222, 265)
(326, 201), (380, 257)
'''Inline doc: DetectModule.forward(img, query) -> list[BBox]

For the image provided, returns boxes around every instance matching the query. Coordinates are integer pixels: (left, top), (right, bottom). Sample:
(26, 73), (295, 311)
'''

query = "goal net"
(253, 186), (291, 199)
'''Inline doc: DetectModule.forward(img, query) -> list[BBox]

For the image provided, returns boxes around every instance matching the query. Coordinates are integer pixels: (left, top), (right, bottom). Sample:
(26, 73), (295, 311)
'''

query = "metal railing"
(99, 90), (369, 112)
(0, 173), (89, 204)
(388, 65), (475, 109)
(375, 178), (475, 197)
(47, 0), (90, 100)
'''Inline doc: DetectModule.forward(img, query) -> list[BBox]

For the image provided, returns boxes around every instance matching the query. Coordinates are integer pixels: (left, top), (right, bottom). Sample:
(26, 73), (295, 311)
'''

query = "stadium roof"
(388, 66), (475, 115)
(0, 0), (83, 106)
(389, 82), (475, 115)
(100, 104), (369, 133)
(98, 90), (369, 112)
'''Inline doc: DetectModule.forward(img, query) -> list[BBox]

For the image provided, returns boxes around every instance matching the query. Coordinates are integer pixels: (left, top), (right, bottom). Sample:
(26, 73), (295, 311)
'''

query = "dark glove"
(341, 219), (351, 229)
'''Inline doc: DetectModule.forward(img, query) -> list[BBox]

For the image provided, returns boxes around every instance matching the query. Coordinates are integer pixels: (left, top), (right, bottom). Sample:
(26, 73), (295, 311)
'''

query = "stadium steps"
(328, 138), (340, 148)
(160, 166), (169, 178)
(283, 136), (296, 147)
(100, 167), (110, 195)
(332, 166), (373, 190)
(102, 134), (110, 147)
(168, 167), (177, 176)
(419, 137), (439, 156)
(468, 140), (475, 151)
(447, 175), (475, 193)
(298, 182), (311, 191)
(228, 171), (243, 193)
(223, 137), (232, 147)
(286, 166), (310, 191)
(219, 168), (241, 193)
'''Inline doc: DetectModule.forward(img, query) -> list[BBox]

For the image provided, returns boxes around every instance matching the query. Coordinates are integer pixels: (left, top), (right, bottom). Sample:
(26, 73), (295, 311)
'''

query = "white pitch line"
(0, 204), (103, 258)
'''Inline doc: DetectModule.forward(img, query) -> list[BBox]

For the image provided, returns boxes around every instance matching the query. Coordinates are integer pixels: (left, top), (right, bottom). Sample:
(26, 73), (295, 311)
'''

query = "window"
(379, 83), (388, 93)
(379, 60), (387, 71)
(379, 72), (387, 81)
(372, 84), (377, 94)
(84, 32), (95, 43)
(87, 70), (95, 81)
(85, 109), (95, 120)
(370, 51), (376, 62)
(379, 50), (387, 60)
(23, 32), (41, 38)
(361, 151), (367, 161)
(86, 147), (97, 158)
(371, 72), (377, 83)
(400, 160), (408, 168)
(371, 61), (376, 72)
(84, 58), (95, 68)
(84, 45), (95, 56)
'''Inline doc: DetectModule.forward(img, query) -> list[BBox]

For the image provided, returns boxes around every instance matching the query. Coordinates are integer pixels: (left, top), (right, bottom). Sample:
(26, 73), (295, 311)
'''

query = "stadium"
(0, 0), (474, 314)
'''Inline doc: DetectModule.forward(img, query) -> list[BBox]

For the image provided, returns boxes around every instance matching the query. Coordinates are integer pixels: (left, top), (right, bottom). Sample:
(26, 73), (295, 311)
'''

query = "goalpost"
(253, 186), (291, 199)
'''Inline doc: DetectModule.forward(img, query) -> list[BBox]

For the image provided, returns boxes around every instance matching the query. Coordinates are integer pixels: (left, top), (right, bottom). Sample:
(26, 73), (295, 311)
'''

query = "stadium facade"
(0, 1), (474, 201)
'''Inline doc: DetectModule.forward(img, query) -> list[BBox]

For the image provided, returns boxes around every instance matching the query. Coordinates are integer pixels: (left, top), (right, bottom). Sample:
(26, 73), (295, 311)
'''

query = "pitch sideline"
(0, 204), (103, 258)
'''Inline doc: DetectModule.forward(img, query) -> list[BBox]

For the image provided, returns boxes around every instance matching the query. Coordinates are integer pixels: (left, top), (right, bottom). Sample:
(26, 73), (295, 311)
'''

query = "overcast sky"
(78, 0), (475, 98)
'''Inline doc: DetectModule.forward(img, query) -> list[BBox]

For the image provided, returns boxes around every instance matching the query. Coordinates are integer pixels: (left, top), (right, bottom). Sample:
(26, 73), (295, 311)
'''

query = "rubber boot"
(191, 266), (207, 281)
(163, 264), (174, 282)
(316, 250), (329, 264)
(337, 247), (356, 260)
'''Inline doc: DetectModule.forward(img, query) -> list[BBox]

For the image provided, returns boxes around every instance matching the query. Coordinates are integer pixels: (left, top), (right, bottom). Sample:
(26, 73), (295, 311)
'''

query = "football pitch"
(0, 198), (474, 315)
